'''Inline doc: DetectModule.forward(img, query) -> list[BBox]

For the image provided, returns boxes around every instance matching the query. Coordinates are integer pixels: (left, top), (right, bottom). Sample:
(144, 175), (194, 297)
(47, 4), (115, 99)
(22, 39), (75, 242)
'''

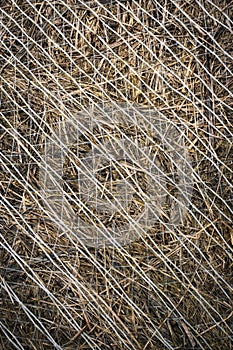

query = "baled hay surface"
(0, 0), (233, 349)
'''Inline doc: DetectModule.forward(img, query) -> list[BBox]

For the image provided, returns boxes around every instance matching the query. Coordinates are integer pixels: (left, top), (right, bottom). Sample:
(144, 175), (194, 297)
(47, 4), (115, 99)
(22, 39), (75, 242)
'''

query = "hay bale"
(0, 0), (232, 349)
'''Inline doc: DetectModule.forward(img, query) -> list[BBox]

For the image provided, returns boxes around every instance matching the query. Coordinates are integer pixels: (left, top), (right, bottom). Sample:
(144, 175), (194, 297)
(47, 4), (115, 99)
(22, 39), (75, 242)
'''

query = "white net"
(0, 1), (232, 349)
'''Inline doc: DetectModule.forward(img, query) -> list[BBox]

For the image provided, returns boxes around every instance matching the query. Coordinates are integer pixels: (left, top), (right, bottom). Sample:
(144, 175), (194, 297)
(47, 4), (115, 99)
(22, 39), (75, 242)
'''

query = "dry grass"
(0, 0), (233, 349)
